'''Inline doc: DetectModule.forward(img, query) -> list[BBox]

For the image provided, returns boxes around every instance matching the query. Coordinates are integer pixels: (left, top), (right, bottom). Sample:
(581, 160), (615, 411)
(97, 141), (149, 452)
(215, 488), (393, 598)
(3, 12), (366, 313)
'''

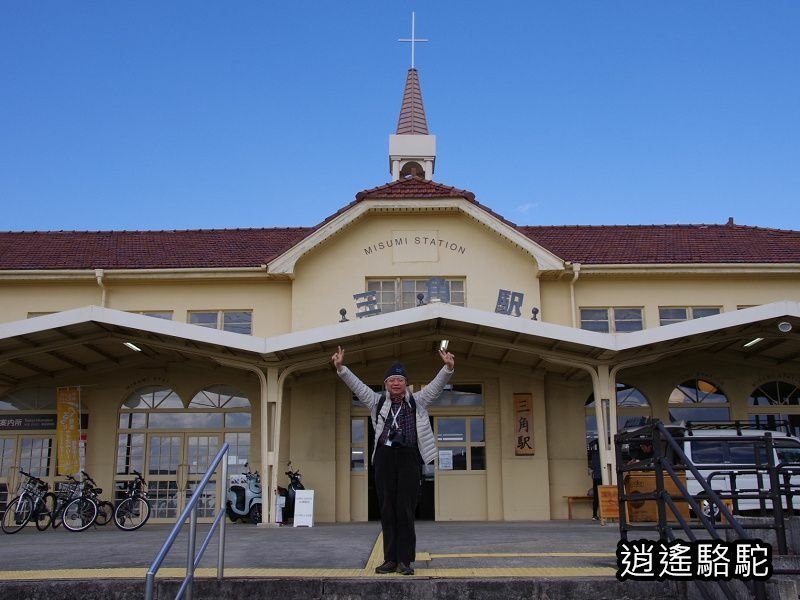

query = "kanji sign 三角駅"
(514, 393), (534, 456)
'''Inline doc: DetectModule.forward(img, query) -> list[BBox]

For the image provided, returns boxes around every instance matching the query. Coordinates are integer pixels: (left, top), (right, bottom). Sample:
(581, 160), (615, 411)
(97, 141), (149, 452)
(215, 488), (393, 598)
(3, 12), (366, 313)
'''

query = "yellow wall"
(0, 282), (100, 321)
(1, 207), (800, 525)
(291, 213), (542, 329)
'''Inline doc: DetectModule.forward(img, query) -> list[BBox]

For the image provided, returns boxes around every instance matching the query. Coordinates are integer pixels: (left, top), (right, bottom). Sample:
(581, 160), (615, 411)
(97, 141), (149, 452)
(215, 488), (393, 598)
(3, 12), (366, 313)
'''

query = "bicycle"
(113, 470), (151, 531)
(1, 470), (51, 534)
(39, 474), (98, 532)
(39, 475), (79, 530)
(80, 471), (114, 526)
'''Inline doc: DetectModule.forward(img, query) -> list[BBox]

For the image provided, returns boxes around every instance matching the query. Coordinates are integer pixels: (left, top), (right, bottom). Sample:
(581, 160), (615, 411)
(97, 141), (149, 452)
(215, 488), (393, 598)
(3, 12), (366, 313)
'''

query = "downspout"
(94, 269), (106, 307)
(568, 262), (581, 328)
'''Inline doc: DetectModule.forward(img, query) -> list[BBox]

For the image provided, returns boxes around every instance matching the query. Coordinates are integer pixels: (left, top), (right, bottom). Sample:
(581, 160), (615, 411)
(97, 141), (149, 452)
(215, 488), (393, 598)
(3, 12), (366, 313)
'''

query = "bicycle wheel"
(52, 502), (64, 529)
(95, 501), (113, 526)
(113, 497), (150, 531)
(62, 497), (98, 532)
(2, 495), (33, 534)
(36, 493), (56, 531)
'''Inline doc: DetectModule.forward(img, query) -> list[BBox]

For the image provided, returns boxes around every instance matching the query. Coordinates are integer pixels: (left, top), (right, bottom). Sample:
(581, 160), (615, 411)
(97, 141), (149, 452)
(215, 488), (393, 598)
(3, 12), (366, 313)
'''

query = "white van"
(676, 424), (800, 516)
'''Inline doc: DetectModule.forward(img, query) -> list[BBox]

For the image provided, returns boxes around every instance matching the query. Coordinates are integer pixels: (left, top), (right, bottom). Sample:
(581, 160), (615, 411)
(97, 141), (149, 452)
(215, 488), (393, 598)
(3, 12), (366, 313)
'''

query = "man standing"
(588, 438), (602, 521)
(331, 345), (455, 575)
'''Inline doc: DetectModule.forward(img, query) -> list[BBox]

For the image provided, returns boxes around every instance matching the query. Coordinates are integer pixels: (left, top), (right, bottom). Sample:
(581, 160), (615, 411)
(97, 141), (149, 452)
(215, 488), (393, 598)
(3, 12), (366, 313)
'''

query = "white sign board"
(438, 450), (453, 470)
(293, 490), (314, 527)
(275, 495), (286, 523)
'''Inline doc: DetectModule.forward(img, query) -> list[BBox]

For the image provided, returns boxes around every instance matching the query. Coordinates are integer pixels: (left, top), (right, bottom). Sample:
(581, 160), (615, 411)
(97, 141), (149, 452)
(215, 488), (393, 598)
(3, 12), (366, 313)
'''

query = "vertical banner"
(513, 393), (535, 456)
(57, 386), (81, 475)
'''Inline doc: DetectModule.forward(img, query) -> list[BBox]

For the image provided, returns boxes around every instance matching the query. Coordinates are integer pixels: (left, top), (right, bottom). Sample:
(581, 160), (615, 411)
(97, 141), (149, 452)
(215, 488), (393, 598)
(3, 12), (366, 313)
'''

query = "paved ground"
(0, 519), (625, 580)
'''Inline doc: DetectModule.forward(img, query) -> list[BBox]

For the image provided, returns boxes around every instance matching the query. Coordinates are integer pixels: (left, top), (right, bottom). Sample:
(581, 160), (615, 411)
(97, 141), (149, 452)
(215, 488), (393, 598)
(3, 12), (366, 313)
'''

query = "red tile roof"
(519, 224), (800, 264)
(356, 177), (475, 201)
(2, 180), (800, 270)
(0, 228), (311, 270)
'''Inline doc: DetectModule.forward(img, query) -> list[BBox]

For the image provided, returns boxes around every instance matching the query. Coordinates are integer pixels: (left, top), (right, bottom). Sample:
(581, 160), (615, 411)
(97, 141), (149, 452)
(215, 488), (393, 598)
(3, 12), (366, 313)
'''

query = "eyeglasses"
(386, 376), (406, 384)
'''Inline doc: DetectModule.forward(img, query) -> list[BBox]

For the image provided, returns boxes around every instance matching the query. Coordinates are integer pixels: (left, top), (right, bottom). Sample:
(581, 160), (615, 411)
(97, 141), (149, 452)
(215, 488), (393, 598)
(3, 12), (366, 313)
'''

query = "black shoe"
(375, 560), (397, 574)
(592, 515), (600, 521)
(397, 562), (415, 575)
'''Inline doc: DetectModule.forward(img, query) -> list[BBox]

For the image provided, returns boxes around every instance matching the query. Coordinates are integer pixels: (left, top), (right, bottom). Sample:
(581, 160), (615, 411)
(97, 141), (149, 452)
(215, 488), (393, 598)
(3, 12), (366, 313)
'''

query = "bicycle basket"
(56, 481), (81, 500)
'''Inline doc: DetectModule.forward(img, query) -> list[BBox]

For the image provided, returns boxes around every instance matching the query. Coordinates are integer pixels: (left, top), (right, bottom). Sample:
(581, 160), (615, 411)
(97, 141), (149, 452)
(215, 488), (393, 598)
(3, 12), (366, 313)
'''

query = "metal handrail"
(144, 442), (230, 600)
(615, 422), (776, 600)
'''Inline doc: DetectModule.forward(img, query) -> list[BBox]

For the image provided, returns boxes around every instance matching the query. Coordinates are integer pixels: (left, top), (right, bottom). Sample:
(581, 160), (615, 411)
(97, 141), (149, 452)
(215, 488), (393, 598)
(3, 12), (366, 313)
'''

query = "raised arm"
(331, 346), (381, 409)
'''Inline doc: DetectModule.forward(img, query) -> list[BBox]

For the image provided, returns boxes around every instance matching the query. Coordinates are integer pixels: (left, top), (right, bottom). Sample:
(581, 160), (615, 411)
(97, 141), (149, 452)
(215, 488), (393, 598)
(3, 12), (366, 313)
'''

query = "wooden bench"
(564, 495), (593, 520)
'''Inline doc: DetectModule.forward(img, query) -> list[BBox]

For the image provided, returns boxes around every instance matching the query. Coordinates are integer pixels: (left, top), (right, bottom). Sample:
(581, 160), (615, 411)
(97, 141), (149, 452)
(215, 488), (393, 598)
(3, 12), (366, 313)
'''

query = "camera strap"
(376, 392), (416, 425)
(389, 404), (402, 430)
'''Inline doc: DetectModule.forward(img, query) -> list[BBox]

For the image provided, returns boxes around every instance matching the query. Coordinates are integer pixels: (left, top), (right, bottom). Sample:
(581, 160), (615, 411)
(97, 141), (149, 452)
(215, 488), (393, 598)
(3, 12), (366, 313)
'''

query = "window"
(748, 380), (800, 437)
(188, 310), (252, 335)
(580, 308), (643, 333)
(366, 278), (465, 313)
(432, 384), (483, 407)
(351, 418), (367, 471)
(689, 441), (725, 465)
(130, 311), (173, 320)
(585, 383), (651, 445)
(117, 385), (251, 475)
(668, 379), (730, 423)
(435, 417), (485, 471)
(659, 307), (721, 326)
(776, 440), (800, 465)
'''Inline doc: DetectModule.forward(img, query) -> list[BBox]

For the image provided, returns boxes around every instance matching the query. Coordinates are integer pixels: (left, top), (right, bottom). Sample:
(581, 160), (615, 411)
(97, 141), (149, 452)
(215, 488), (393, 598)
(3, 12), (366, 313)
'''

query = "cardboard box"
(624, 472), (690, 522)
(599, 485), (619, 521)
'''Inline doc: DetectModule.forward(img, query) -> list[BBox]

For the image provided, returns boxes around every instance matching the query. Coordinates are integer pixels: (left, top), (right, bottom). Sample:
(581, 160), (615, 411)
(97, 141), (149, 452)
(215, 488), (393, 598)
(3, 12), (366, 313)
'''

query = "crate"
(624, 472), (690, 522)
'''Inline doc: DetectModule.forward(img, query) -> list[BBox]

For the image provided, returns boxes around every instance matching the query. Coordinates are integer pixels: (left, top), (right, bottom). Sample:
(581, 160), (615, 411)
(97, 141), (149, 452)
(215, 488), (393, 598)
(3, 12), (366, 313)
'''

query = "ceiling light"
(743, 337), (764, 348)
(778, 321), (793, 333)
(123, 342), (142, 352)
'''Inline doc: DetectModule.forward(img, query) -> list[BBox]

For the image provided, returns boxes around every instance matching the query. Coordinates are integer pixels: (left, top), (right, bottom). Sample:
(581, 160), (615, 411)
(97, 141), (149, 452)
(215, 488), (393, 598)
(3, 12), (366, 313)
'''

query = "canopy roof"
(1, 302), (797, 392)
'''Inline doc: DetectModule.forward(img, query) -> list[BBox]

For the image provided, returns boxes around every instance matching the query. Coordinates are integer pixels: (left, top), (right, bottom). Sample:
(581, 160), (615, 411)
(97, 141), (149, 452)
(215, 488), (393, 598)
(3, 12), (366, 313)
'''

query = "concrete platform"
(0, 519), (792, 599)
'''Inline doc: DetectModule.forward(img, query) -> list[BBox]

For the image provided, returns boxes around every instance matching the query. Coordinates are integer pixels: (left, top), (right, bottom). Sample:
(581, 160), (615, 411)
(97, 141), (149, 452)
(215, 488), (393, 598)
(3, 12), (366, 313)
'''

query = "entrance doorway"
(0, 435), (55, 511)
(146, 433), (220, 520)
(116, 384), (252, 523)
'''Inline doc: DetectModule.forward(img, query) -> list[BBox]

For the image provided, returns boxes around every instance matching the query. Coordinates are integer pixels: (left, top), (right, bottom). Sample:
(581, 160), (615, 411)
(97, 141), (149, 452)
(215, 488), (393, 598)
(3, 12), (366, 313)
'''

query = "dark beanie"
(384, 362), (408, 381)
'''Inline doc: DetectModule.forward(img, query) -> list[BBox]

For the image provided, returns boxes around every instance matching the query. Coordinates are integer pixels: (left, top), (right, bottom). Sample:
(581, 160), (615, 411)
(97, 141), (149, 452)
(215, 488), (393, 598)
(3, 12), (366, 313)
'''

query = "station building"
(1, 67), (799, 524)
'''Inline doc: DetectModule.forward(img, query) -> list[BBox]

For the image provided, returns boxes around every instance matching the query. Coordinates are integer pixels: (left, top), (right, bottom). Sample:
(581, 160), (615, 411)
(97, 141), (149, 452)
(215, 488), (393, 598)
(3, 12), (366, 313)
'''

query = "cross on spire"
(398, 12), (429, 70)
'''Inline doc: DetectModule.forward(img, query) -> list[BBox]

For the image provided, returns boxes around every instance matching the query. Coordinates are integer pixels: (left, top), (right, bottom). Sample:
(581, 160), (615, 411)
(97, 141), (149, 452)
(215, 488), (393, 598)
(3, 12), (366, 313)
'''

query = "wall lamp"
(123, 342), (142, 352)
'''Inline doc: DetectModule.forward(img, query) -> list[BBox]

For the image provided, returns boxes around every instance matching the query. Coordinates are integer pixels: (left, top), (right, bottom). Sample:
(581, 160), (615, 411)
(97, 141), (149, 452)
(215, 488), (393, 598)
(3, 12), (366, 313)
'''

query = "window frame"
(434, 415), (486, 472)
(187, 309), (253, 335)
(365, 277), (466, 313)
(580, 307), (644, 333)
(658, 306), (721, 326)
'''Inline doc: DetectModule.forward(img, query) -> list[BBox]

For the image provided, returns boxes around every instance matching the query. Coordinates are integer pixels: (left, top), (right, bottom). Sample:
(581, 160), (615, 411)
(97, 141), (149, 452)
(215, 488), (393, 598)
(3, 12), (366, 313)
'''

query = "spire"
(396, 69), (429, 135)
(388, 14), (436, 181)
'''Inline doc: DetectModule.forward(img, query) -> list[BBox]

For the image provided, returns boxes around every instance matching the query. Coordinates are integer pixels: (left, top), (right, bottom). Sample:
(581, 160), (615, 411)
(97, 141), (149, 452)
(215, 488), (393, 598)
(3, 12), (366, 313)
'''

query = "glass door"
(185, 434), (220, 519)
(146, 433), (220, 521)
(147, 434), (182, 520)
(0, 435), (55, 513)
(0, 436), (17, 511)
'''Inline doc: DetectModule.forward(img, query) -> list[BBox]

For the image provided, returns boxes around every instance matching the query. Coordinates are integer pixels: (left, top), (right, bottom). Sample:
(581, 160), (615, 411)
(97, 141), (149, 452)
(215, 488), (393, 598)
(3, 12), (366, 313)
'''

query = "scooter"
(276, 462), (304, 524)
(226, 463), (262, 524)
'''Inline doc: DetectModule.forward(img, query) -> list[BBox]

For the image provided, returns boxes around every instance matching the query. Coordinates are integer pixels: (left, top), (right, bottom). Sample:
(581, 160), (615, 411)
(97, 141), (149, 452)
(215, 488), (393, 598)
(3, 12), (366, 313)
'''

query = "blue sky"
(2, 2), (798, 232)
